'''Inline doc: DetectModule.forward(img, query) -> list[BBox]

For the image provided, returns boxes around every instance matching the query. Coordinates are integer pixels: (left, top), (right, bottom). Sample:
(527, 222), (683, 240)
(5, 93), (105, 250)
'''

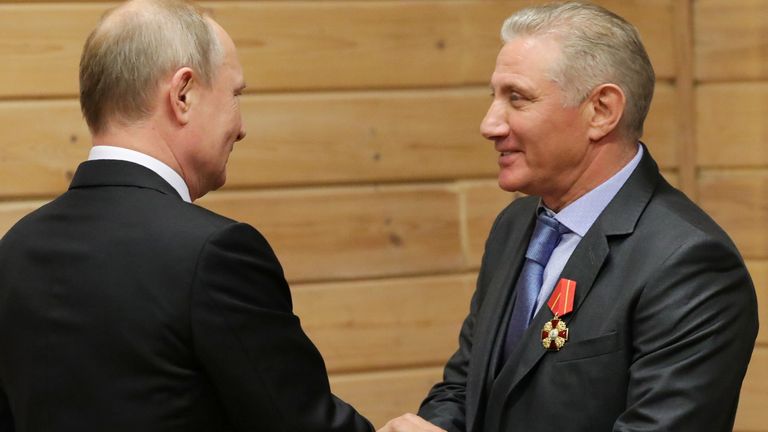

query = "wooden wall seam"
(673, 0), (697, 200)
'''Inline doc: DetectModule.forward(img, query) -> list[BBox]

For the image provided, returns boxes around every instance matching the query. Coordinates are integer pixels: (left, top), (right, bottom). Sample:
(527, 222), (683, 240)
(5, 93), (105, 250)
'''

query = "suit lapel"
(483, 146), (661, 430)
(465, 197), (537, 431)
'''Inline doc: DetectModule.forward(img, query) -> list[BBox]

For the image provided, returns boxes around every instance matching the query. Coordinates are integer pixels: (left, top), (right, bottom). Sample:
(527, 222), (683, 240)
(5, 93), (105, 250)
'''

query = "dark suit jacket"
(0, 160), (373, 432)
(419, 147), (759, 431)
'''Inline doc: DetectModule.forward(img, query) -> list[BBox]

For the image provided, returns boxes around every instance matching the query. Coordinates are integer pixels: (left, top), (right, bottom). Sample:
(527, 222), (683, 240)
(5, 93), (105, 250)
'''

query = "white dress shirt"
(88, 145), (192, 203)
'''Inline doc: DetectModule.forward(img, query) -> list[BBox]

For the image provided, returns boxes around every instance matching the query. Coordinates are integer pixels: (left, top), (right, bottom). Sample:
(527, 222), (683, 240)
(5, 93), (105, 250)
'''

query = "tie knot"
(525, 211), (568, 266)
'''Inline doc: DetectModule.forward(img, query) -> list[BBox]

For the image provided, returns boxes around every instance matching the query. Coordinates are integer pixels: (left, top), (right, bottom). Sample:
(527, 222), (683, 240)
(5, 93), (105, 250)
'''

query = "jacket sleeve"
(418, 207), (510, 432)
(614, 234), (758, 431)
(189, 223), (373, 432)
(417, 287), (476, 432)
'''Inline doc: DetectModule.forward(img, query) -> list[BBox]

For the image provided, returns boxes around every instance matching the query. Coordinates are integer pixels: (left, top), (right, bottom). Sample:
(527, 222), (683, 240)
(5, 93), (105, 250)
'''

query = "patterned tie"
(501, 210), (569, 361)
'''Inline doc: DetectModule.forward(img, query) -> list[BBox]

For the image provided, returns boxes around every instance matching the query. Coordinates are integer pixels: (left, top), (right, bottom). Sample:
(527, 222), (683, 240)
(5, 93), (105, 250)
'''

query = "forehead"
(210, 19), (244, 82)
(491, 35), (562, 88)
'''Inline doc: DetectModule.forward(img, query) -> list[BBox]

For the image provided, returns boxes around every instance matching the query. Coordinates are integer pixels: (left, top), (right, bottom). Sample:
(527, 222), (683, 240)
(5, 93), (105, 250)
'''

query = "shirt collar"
(87, 145), (192, 203)
(544, 143), (643, 237)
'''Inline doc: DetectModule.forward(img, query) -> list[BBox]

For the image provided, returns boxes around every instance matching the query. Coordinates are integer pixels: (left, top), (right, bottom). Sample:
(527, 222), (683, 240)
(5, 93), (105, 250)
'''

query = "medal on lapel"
(541, 278), (576, 351)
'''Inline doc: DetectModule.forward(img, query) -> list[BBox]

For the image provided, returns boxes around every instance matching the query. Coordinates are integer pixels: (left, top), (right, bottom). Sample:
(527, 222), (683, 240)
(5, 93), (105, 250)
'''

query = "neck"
(542, 140), (637, 212)
(91, 121), (198, 200)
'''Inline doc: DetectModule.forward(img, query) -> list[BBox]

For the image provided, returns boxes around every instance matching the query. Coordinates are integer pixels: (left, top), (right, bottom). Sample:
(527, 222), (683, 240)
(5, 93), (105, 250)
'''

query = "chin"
(498, 176), (526, 193)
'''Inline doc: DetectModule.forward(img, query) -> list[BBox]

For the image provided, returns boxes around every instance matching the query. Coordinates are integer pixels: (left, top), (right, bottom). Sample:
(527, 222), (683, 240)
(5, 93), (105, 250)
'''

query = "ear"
(584, 83), (625, 142)
(169, 67), (195, 125)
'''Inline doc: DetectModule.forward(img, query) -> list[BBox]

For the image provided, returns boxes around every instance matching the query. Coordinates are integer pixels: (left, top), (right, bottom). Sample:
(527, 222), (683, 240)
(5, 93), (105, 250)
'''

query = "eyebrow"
(492, 82), (531, 95)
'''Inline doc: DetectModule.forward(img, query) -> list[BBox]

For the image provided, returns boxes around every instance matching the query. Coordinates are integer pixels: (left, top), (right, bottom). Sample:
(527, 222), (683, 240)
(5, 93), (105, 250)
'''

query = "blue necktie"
(502, 211), (568, 361)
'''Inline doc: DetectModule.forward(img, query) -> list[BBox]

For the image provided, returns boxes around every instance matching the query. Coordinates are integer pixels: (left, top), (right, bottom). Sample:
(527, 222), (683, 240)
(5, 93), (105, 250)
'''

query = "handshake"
(377, 414), (446, 432)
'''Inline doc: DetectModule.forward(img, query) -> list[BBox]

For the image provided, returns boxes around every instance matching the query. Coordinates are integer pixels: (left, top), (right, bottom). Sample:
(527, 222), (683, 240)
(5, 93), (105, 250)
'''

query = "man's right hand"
(377, 413), (447, 432)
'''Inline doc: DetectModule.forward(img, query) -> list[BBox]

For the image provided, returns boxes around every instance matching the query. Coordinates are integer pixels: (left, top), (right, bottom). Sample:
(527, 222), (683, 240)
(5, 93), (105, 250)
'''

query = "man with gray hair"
(0, 1), (373, 431)
(379, 2), (757, 431)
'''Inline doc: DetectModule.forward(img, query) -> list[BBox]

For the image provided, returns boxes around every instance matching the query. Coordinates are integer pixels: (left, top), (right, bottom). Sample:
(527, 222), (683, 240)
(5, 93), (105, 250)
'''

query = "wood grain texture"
(734, 346), (768, 432)
(0, 100), (89, 198)
(460, 180), (517, 268)
(698, 83), (768, 168)
(695, 0), (768, 82)
(294, 273), (475, 373)
(672, 0), (697, 199)
(1, 184), (467, 283)
(330, 367), (443, 428)
(198, 185), (465, 283)
(0, 90), (492, 197)
(698, 170), (768, 259)
(209, 1), (504, 92)
(234, 88), (493, 187)
(0, 3), (105, 98)
(0, 0), (674, 99)
(0, 82), (679, 197)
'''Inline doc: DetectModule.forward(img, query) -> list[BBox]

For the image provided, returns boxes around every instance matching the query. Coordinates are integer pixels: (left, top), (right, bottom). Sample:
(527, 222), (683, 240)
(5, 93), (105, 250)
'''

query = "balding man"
(0, 1), (373, 431)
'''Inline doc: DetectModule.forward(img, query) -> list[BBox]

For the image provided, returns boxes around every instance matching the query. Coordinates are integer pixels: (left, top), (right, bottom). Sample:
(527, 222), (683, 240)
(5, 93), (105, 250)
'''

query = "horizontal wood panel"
(199, 185), (466, 282)
(0, 1), (674, 98)
(698, 170), (768, 259)
(461, 180), (518, 268)
(0, 90), (493, 197)
(213, 0), (675, 86)
(211, 1), (504, 92)
(0, 4), (105, 98)
(0, 82), (678, 197)
(330, 367), (442, 428)
(735, 346), (768, 432)
(697, 83), (768, 167)
(0, 100), (89, 198)
(1, 184), (467, 282)
(745, 260), (766, 345)
(695, 0), (768, 82)
(294, 273), (474, 373)
(236, 88), (493, 186)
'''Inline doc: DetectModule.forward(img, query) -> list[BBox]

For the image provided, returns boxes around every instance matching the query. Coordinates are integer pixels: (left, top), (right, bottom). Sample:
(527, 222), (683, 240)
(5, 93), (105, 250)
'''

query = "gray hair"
(501, 1), (655, 141)
(79, 0), (223, 134)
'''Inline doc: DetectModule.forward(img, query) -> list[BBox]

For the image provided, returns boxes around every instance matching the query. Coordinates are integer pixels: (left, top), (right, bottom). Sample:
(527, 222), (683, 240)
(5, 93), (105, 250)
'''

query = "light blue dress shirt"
(533, 144), (644, 314)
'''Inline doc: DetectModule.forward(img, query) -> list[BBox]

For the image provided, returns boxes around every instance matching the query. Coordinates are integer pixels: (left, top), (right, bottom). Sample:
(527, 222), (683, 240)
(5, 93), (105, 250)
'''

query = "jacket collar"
(68, 159), (183, 201)
(480, 144), (661, 431)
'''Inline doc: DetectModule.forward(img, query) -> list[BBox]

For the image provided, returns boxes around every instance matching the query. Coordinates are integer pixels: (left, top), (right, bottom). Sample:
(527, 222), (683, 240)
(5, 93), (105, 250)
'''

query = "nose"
(480, 100), (509, 141)
(236, 125), (246, 142)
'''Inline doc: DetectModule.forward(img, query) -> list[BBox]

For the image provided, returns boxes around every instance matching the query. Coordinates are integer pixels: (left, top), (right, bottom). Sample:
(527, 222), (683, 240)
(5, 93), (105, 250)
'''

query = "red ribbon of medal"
(541, 278), (576, 351)
(547, 278), (576, 317)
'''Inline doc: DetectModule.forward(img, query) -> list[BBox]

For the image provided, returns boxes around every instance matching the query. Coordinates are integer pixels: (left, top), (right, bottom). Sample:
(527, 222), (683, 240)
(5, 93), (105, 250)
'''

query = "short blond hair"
(79, 0), (223, 134)
(502, 1), (655, 141)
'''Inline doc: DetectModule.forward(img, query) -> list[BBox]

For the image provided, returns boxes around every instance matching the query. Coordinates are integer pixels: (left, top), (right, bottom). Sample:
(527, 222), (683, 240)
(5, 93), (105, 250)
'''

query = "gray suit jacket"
(419, 147), (758, 431)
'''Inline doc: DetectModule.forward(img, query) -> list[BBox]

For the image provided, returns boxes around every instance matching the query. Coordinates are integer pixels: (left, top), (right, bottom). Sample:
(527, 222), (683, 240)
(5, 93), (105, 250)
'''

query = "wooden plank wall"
(0, 0), (762, 429)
